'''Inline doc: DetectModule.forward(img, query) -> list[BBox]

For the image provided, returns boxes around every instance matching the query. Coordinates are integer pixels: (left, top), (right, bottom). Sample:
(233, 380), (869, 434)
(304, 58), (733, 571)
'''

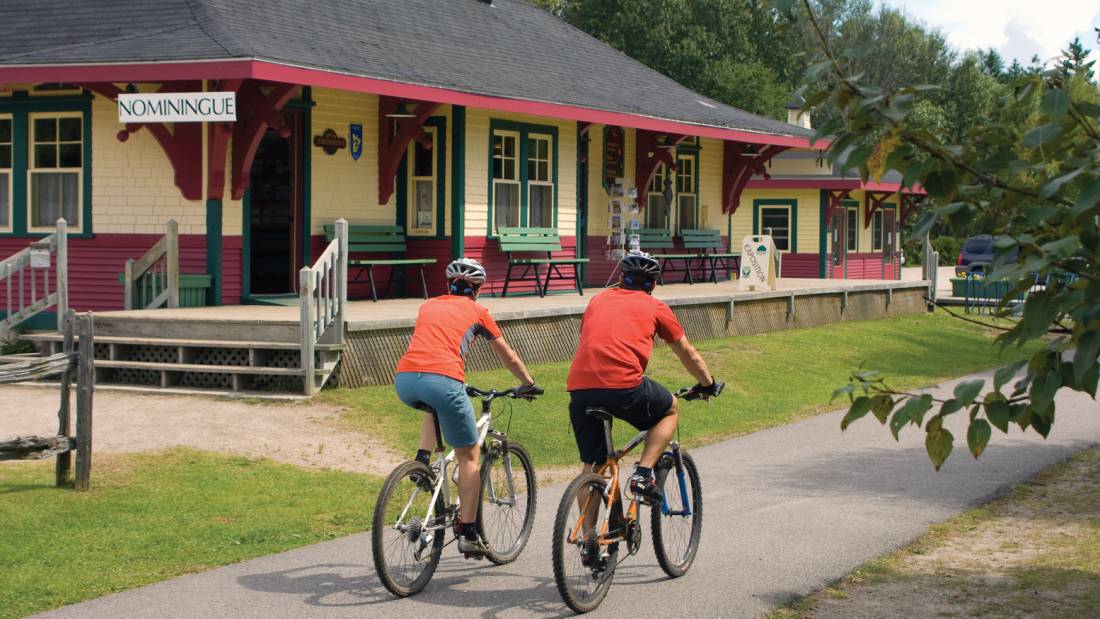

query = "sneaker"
(579, 533), (599, 568)
(628, 471), (660, 505)
(457, 536), (489, 558)
(410, 469), (436, 493)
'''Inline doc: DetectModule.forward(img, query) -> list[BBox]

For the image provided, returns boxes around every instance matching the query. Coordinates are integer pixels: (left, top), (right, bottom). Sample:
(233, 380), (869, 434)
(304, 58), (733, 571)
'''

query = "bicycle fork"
(659, 441), (692, 517)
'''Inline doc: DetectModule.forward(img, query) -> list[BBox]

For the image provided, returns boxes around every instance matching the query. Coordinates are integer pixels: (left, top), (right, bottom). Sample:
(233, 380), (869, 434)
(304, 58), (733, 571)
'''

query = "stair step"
(20, 333), (343, 351)
(94, 360), (326, 376)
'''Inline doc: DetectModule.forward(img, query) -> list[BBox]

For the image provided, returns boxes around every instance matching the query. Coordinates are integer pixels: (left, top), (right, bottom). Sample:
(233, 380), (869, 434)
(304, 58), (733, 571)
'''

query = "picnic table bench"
(498, 227), (588, 297)
(324, 224), (436, 302)
(637, 228), (738, 284)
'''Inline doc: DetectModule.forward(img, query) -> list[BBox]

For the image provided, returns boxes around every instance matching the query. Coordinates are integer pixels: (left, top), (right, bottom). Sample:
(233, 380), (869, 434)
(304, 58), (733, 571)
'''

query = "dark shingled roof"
(0, 0), (813, 141)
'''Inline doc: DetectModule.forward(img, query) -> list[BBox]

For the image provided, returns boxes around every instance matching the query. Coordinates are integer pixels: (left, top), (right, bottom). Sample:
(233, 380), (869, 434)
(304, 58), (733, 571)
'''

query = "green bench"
(681, 229), (740, 283)
(324, 224), (436, 302)
(498, 227), (589, 297)
(637, 228), (701, 284)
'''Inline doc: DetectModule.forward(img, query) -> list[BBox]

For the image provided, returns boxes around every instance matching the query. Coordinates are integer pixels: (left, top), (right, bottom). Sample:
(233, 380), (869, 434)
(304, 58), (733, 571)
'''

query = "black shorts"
(568, 377), (675, 464)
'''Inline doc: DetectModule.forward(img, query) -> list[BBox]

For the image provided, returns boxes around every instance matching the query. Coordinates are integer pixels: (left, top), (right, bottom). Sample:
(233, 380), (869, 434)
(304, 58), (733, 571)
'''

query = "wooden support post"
(74, 313), (94, 491)
(334, 219), (348, 345)
(123, 259), (135, 310)
(55, 218), (68, 333)
(841, 290), (848, 314)
(165, 219), (180, 309)
(787, 293), (795, 321)
(55, 309), (75, 486)
(299, 269), (316, 396)
(725, 300), (735, 325)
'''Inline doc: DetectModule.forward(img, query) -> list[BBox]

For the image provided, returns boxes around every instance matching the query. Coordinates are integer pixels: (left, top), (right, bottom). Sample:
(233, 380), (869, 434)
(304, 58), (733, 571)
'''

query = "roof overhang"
(0, 58), (821, 149)
(745, 177), (924, 194)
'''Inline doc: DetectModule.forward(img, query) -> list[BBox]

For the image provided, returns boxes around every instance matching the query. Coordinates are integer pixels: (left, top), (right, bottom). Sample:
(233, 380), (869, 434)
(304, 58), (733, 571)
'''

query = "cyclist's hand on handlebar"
(677, 380), (725, 401)
(514, 383), (544, 400)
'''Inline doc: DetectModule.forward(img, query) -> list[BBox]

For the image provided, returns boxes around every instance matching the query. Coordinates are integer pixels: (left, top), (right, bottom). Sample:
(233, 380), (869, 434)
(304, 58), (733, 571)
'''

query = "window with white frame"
(760, 206), (791, 251)
(0, 116), (11, 230)
(409, 126), (436, 234)
(527, 134), (553, 227)
(676, 153), (697, 232)
(29, 113), (82, 229)
(872, 210), (883, 251)
(846, 208), (858, 252)
(646, 163), (669, 229)
(492, 131), (520, 231)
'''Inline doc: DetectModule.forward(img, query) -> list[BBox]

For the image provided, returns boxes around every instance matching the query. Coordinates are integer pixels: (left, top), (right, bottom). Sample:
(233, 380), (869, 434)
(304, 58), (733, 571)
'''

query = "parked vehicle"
(955, 235), (1019, 277)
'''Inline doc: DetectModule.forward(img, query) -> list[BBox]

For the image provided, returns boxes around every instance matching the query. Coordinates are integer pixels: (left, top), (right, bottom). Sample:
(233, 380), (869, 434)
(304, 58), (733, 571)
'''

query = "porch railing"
(123, 219), (179, 310)
(1, 218), (68, 336)
(299, 218), (348, 396)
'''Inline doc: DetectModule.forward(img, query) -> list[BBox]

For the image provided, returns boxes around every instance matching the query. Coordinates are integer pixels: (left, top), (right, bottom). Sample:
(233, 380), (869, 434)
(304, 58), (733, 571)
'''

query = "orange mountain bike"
(551, 383), (723, 614)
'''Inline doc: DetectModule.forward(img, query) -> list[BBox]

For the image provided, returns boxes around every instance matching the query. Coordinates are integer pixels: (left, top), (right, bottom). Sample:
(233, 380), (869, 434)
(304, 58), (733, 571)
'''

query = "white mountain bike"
(371, 385), (540, 597)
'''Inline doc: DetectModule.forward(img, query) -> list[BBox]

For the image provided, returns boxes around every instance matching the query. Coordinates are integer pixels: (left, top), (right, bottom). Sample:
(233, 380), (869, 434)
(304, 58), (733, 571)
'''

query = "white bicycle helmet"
(619, 251), (661, 278)
(445, 257), (487, 286)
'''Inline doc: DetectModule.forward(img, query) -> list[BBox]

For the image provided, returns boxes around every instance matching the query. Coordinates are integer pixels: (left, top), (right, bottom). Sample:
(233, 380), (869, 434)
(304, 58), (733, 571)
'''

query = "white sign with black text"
(118, 92), (237, 123)
(739, 235), (778, 291)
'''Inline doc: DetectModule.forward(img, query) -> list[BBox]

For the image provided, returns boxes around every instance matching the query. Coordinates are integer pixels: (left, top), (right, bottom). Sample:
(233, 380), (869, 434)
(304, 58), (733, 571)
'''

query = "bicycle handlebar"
(465, 384), (544, 401)
(675, 381), (726, 401)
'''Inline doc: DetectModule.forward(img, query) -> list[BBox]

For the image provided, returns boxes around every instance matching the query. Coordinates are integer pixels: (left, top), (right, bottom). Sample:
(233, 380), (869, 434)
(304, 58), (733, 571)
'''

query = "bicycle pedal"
(463, 552), (485, 561)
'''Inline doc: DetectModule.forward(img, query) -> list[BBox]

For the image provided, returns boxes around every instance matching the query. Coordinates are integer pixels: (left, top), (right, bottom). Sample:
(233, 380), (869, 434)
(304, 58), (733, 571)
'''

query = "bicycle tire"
(552, 472), (618, 614)
(650, 450), (702, 578)
(371, 460), (446, 597)
(477, 441), (537, 565)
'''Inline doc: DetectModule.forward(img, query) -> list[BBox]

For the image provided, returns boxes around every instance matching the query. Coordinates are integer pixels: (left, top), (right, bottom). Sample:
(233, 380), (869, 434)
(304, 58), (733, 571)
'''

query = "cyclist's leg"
(614, 377), (677, 468)
(638, 396), (678, 467)
(406, 373), (480, 522)
(453, 443), (480, 523)
(568, 391), (611, 530)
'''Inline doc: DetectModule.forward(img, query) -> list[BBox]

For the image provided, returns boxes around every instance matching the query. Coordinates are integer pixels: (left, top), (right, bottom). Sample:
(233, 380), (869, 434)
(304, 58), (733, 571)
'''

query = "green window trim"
(645, 143), (700, 232)
(486, 119), (558, 237)
(752, 198), (798, 253)
(0, 94), (93, 238)
(843, 198), (858, 254)
(397, 116), (448, 240)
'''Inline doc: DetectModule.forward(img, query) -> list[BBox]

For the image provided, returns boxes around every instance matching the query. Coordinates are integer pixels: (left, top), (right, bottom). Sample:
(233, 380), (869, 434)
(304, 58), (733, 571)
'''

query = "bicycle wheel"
(552, 473), (618, 614)
(650, 450), (702, 577)
(477, 441), (537, 565)
(371, 460), (446, 597)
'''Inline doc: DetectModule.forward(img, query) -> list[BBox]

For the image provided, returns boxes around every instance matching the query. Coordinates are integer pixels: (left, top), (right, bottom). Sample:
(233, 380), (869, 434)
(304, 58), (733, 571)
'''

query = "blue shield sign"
(349, 123), (363, 161)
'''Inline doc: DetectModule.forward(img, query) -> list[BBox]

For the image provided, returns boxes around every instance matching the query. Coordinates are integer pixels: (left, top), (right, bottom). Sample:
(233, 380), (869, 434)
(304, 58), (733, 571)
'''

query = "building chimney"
(784, 96), (812, 130)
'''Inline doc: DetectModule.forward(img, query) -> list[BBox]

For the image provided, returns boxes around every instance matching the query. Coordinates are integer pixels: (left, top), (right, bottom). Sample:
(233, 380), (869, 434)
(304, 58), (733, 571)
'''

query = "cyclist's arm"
(489, 337), (535, 386)
(668, 336), (713, 386)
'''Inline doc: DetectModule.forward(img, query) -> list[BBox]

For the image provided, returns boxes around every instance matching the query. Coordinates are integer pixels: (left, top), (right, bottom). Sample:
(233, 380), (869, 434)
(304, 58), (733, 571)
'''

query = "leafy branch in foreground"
(774, 0), (1100, 468)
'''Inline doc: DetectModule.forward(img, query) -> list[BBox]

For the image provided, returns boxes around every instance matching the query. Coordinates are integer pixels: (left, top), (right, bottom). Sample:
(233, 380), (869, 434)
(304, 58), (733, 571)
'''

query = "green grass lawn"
(328, 311), (1038, 467)
(0, 449), (380, 619)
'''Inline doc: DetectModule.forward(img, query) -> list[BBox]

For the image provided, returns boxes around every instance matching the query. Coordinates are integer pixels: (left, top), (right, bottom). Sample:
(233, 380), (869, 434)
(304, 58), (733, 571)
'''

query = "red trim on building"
(0, 59), (819, 148)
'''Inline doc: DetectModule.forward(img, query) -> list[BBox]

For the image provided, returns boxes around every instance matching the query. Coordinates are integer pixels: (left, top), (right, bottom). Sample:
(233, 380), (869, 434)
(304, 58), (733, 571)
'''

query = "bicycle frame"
(569, 418), (692, 549)
(394, 390), (518, 546)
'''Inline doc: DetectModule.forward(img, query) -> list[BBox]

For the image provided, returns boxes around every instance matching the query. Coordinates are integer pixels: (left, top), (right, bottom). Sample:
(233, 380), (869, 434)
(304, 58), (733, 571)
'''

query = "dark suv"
(955, 235), (1018, 276)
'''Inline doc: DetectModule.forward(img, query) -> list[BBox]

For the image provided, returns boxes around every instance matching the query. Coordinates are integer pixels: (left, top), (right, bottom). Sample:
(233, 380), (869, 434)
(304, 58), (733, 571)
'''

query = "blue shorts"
(394, 372), (479, 448)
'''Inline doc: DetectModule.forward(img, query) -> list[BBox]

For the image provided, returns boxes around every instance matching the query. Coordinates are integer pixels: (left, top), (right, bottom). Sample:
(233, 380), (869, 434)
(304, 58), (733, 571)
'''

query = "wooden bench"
(498, 227), (588, 297)
(637, 228), (700, 284)
(324, 224), (437, 302)
(681, 229), (739, 283)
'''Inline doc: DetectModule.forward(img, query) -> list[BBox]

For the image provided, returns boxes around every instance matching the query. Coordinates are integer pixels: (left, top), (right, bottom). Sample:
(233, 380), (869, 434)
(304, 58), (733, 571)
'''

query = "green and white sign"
(118, 92), (237, 123)
(739, 235), (777, 291)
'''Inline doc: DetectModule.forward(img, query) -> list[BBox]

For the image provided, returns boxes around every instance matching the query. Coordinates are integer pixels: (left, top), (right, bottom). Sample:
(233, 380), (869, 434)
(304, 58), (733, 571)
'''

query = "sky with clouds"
(876, 0), (1100, 69)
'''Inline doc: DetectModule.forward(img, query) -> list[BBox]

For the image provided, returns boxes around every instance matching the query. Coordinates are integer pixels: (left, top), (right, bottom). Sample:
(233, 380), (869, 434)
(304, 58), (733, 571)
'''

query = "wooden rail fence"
(0, 310), (95, 490)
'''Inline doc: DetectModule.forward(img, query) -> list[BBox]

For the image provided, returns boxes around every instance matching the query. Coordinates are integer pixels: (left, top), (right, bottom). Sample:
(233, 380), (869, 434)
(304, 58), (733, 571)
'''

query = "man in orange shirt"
(567, 252), (719, 502)
(395, 258), (541, 556)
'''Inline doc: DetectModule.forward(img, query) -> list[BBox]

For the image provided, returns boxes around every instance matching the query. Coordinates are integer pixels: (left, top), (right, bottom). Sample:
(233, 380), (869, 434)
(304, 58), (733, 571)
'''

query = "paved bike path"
(39, 370), (1100, 618)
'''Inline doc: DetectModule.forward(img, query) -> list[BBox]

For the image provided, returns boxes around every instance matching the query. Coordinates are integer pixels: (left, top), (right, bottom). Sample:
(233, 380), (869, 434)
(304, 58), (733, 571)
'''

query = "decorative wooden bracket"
(721, 142), (787, 214)
(635, 130), (687, 209)
(76, 82), (204, 201)
(827, 188), (852, 212)
(900, 192), (922, 222)
(863, 191), (893, 228)
(228, 81), (298, 200)
(378, 96), (441, 205)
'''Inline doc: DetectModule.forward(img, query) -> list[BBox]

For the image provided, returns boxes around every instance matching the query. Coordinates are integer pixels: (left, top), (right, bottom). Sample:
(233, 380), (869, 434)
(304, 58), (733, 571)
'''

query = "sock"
(462, 522), (478, 541)
(415, 449), (431, 465)
(634, 465), (653, 480)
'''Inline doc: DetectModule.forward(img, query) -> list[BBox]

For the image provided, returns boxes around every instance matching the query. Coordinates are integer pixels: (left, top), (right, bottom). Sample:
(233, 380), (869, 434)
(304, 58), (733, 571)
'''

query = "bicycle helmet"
(446, 258), (487, 295)
(619, 251), (661, 291)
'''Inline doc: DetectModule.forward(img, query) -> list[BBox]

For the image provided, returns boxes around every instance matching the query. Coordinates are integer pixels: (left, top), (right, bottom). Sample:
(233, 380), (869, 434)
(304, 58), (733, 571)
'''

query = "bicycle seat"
(585, 407), (612, 420)
(413, 402), (437, 414)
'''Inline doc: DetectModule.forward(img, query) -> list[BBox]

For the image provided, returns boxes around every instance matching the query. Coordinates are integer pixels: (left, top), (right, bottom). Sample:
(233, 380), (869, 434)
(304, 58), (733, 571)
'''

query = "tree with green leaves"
(777, 0), (1100, 469)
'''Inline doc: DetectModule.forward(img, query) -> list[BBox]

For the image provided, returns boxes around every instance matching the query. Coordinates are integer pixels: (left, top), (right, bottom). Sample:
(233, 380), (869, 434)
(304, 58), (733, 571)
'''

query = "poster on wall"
(349, 123), (363, 161)
(602, 126), (625, 193)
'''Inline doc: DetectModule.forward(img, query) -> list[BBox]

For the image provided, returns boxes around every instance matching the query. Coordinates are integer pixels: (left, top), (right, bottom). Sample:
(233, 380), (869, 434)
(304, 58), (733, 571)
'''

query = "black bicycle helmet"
(619, 251), (661, 291)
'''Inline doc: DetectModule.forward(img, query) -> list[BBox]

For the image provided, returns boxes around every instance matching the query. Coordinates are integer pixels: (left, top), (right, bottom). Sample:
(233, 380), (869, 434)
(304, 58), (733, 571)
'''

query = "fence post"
(334, 218), (348, 345)
(166, 219), (180, 309)
(55, 218), (68, 333)
(299, 268), (316, 396)
(74, 312), (94, 491)
(55, 309), (75, 487)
